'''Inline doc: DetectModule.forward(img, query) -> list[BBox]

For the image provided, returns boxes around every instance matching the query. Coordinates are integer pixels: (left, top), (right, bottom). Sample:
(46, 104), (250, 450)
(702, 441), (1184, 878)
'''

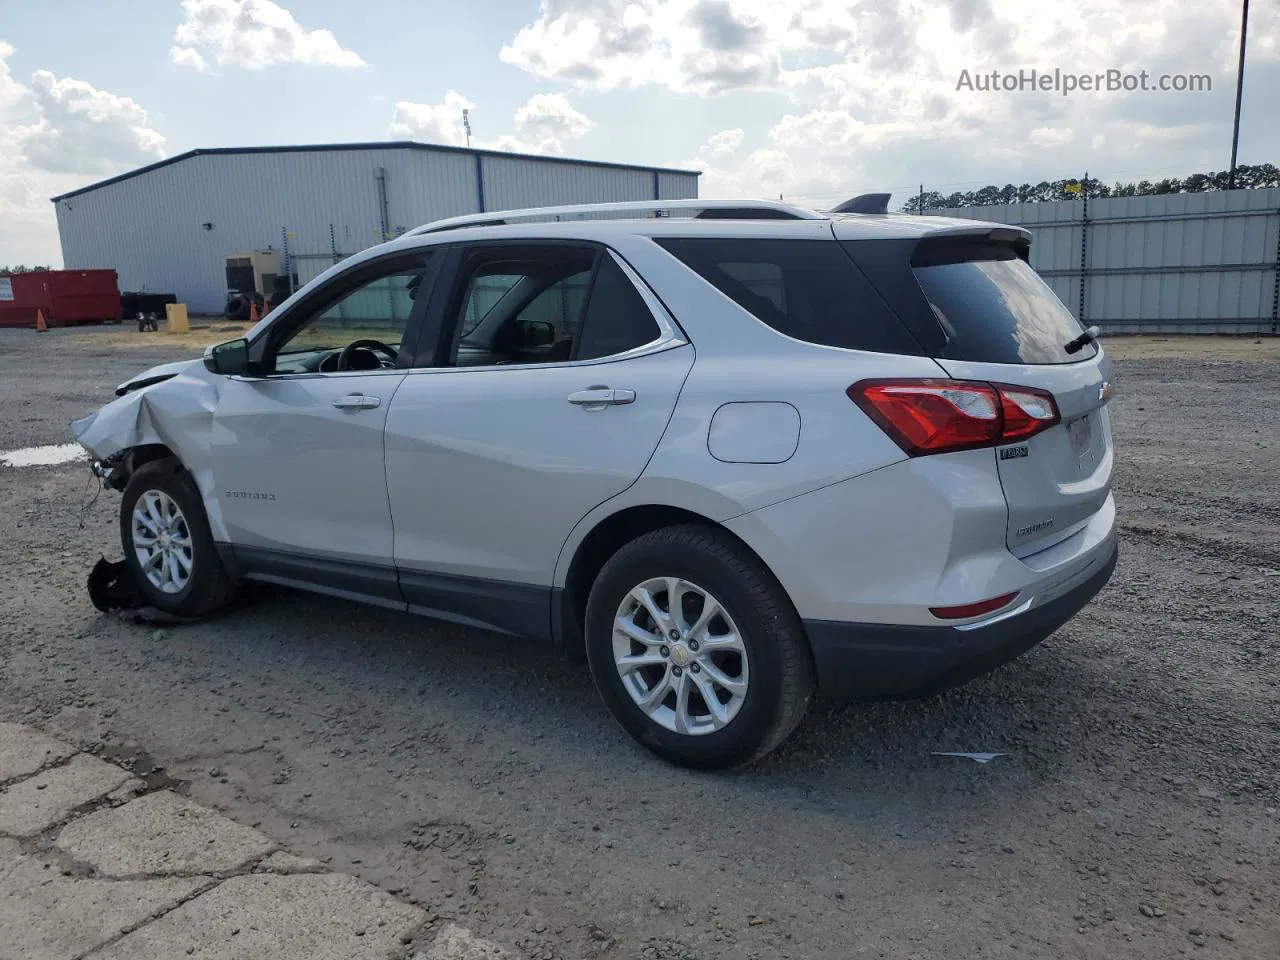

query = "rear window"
(655, 238), (923, 355)
(911, 242), (1096, 365)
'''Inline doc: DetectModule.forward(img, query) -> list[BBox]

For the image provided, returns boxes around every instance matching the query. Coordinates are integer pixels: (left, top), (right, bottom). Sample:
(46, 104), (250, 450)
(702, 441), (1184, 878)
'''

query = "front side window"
(273, 257), (429, 374)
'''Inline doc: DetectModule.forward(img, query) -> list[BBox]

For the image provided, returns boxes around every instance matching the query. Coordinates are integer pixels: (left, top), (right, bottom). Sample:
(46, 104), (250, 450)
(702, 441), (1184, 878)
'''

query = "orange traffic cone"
(248, 300), (260, 323)
(35, 309), (48, 332)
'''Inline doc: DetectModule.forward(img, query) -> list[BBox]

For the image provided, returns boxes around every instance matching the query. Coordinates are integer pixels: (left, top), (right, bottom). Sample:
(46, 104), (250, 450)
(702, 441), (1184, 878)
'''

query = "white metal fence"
(932, 188), (1280, 334)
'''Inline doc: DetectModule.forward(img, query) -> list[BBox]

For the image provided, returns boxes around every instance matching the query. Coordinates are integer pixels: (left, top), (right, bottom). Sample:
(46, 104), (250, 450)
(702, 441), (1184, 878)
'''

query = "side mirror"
(203, 338), (250, 375)
(521, 319), (556, 348)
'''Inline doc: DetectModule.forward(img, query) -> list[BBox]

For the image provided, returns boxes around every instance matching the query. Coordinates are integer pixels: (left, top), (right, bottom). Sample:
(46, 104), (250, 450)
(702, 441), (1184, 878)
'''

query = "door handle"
(567, 387), (636, 407)
(332, 393), (381, 410)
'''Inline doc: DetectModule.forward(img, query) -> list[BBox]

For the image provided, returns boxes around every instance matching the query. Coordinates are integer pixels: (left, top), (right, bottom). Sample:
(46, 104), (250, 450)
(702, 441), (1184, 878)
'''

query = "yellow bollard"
(165, 302), (190, 334)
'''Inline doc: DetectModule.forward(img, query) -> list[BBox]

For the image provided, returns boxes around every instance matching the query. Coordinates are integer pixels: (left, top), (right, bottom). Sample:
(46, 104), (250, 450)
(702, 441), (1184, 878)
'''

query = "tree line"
(0, 265), (51, 275)
(901, 163), (1280, 212)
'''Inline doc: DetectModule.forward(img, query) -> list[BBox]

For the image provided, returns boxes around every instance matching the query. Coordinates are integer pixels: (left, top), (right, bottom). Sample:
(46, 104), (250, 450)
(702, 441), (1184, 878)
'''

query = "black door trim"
(399, 568), (554, 643)
(232, 546), (554, 642)
(233, 545), (405, 608)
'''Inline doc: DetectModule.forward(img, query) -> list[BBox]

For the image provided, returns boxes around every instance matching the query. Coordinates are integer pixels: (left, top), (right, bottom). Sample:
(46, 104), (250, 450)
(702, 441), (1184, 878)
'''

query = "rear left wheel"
(585, 524), (813, 769)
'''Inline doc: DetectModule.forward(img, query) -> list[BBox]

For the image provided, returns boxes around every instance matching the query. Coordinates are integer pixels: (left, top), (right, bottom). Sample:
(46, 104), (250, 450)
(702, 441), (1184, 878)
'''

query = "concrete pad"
(418, 923), (519, 960)
(0, 837), (208, 960)
(0, 722), (75, 783)
(0, 754), (130, 837)
(255, 851), (325, 875)
(93, 873), (425, 960)
(56, 790), (276, 877)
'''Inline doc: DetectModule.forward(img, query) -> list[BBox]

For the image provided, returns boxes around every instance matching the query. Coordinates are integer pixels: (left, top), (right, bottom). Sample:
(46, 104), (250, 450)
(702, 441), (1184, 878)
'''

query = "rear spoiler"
(911, 229), (1033, 265)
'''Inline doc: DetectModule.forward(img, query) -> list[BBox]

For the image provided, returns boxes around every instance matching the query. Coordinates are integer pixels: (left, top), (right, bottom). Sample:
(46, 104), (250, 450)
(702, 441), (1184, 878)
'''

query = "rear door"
(383, 242), (694, 634)
(841, 231), (1113, 557)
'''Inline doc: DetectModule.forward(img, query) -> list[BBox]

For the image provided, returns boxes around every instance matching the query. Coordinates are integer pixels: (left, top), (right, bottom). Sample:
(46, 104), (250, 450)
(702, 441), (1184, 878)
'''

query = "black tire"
(225, 296), (250, 322)
(119, 459), (236, 618)
(585, 524), (813, 769)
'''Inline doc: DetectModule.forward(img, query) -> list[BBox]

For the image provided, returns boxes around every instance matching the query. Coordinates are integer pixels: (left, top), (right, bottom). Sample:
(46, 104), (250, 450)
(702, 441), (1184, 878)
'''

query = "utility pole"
(463, 109), (472, 149)
(918, 184), (924, 214)
(1228, 0), (1250, 188)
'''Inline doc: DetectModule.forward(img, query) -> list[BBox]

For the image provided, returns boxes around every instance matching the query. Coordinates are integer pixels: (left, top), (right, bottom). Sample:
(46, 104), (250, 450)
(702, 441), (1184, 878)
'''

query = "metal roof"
(49, 140), (701, 203)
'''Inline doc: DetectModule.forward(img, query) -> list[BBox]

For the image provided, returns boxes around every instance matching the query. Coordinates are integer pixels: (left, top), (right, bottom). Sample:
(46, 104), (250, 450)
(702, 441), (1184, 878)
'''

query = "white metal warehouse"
(52, 142), (701, 314)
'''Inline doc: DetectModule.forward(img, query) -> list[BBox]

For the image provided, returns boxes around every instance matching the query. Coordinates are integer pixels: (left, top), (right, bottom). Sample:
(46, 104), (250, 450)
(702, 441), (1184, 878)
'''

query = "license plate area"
(1067, 413), (1093, 459)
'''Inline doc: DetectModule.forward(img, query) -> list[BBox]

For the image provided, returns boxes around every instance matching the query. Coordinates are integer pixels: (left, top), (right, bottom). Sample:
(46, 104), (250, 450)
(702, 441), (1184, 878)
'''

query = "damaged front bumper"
(87, 449), (129, 489)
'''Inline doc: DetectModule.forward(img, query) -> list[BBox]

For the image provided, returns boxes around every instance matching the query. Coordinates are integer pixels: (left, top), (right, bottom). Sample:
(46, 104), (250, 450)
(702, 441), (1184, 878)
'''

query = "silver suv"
(74, 198), (1117, 768)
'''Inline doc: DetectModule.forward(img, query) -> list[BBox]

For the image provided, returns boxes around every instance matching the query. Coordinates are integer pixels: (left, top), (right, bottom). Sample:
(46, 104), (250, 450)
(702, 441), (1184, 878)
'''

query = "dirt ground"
(1, 330), (1277, 960)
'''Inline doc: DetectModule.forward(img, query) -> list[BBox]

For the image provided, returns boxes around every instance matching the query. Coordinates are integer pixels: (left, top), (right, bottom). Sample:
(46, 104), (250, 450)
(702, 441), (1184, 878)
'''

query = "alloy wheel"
(130, 490), (194, 595)
(612, 577), (750, 735)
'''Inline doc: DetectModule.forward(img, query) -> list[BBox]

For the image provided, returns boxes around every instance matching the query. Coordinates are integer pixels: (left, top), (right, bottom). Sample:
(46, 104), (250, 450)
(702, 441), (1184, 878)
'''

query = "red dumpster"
(0, 269), (123, 328)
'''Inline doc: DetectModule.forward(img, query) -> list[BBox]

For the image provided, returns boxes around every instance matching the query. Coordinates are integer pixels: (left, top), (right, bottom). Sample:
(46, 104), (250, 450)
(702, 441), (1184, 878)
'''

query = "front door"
(211, 252), (434, 599)
(383, 244), (694, 633)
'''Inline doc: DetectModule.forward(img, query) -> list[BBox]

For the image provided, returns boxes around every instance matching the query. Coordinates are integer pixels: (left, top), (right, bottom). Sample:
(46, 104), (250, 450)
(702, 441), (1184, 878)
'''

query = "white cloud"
(502, 0), (1280, 207)
(169, 45), (208, 72)
(388, 92), (594, 157)
(702, 128), (744, 156)
(20, 70), (166, 176)
(509, 93), (594, 154)
(171, 0), (366, 71)
(0, 43), (169, 265)
(501, 0), (783, 95)
(0, 40), (25, 113)
(389, 91), (475, 146)
(1029, 127), (1074, 147)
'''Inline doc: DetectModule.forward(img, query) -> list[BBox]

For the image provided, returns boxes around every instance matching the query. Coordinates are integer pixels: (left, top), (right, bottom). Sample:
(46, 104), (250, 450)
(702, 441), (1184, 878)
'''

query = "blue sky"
(2, 0), (1277, 266)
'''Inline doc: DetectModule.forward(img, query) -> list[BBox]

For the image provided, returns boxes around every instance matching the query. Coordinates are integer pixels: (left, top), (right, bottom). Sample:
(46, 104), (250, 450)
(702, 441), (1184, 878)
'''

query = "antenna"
(462, 109), (472, 148)
(830, 193), (891, 215)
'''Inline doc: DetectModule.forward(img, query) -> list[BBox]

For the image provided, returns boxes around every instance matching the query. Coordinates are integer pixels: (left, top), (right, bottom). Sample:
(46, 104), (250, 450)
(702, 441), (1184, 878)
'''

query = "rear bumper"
(803, 539), (1118, 700)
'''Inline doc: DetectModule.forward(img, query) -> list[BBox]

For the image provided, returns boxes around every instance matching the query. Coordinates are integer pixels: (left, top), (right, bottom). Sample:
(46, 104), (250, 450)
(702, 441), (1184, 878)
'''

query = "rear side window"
(655, 238), (923, 355)
(576, 256), (662, 360)
(910, 241), (1096, 365)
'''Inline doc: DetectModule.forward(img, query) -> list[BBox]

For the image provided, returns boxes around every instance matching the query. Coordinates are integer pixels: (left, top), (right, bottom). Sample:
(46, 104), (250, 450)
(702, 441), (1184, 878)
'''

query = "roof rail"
(403, 199), (823, 236)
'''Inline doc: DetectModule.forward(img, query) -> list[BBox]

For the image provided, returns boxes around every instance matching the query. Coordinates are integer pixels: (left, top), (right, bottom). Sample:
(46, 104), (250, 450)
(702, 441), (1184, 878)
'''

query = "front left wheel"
(119, 459), (236, 618)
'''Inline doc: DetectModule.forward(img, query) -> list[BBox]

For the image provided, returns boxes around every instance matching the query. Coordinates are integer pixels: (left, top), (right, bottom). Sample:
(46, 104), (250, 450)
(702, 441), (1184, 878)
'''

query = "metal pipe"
(375, 167), (391, 241)
(1038, 262), (1275, 277)
(1228, 0), (1250, 189)
(1271, 206), (1279, 331)
(1078, 172), (1089, 322)
(995, 208), (1276, 228)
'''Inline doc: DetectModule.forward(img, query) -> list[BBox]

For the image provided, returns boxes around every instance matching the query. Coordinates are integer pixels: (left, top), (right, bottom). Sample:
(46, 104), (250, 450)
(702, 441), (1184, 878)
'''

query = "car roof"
(398, 198), (1026, 244)
(390, 213), (1024, 248)
(318, 200), (1029, 282)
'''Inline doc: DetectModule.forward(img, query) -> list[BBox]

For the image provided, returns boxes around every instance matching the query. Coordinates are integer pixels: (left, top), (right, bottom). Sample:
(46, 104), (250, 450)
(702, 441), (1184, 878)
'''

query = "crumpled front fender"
(71, 368), (228, 541)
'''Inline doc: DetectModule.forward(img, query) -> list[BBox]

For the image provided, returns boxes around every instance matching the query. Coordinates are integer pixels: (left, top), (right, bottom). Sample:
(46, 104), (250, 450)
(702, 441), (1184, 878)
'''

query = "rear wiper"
(1064, 325), (1100, 355)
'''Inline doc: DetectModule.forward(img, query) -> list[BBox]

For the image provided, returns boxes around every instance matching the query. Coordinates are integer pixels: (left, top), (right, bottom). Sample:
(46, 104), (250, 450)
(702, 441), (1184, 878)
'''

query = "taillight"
(999, 388), (1059, 442)
(848, 379), (1059, 456)
(930, 591), (1020, 620)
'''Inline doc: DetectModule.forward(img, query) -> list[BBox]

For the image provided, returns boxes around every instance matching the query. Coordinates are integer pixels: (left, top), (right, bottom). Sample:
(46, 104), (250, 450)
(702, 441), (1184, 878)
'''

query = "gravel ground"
(1, 328), (1278, 960)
